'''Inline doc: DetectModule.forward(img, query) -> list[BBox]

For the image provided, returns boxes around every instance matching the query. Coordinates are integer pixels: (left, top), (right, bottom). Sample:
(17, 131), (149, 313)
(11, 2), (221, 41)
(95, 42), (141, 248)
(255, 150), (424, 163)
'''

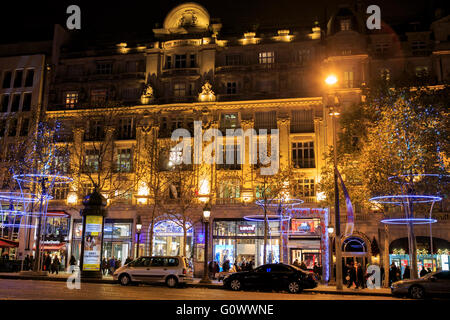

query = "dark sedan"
(391, 270), (450, 299)
(223, 263), (318, 294)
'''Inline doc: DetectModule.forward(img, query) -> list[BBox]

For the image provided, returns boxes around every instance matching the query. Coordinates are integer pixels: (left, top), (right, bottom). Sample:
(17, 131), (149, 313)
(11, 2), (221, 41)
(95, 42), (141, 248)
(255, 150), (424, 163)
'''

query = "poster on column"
(82, 215), (103, 271)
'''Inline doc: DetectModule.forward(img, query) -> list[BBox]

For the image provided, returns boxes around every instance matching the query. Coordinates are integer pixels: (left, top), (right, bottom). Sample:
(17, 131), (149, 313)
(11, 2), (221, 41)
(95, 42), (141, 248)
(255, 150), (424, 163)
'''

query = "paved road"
(0, 279), (405, 300)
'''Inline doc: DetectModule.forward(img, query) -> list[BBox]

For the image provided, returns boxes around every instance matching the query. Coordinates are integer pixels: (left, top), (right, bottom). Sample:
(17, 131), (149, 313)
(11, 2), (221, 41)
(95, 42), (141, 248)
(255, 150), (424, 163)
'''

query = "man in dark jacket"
(403, 265), (411, 279)
(44, 254), (52, 272)
(389, 263), (399, 285)
(419, 266), (427, 277)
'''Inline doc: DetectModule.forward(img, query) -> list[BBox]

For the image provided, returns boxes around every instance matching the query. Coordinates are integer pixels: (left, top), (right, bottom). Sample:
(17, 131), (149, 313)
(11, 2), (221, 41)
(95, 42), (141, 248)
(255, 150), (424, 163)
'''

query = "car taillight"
(183, 268), (187, 274)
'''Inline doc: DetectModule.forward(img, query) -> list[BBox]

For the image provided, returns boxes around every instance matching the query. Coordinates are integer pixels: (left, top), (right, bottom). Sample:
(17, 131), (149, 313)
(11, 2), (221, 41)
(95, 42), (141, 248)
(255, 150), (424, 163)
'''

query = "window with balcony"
(220, 113), (239, 130)
(226, 82), (237, 94)
(259, 51), (275, 64)
(415, 66), (429, 77)
(166, 56), (172, 69)
(90, 89), (107, 104)
(375, 43), (390, 55)
(22, 92), (32, 111)
(65, 91), (78, 108)
(24, 69), (34, 87)
(174, 55), (187, 68)
(290, 110), (314, 133)
(2, 71), (12, 89)
(1, 95), (9, 113)
(13, 70), (23, 88)
(85, 149), (99, 172)
(85, 120), (104, 140)
(189, 54), (196, 67)
(340, 19), (351, 31)
(52, 185), (69, 200)
(226, 55), (242, 66)
(117, 118), (135, 140)
(11, 94), (20, 112)
(116, 148), (132, 172)
(343, 71), (354, 88)
(174, 83), (186, 97)
(292, 141), (315, 168)
(254, 111), (277, 130)
(96, 63), (112, 75)
(296, 49), (310, 65)
(217, 179), (240, 202)
(217, 143), (241, 170)
(19, 118), (29, 136)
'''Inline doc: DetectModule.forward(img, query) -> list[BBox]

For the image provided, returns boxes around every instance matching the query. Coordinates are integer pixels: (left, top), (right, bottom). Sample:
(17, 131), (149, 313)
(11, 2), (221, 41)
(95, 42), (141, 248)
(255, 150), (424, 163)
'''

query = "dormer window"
(340, 19), (351, 31)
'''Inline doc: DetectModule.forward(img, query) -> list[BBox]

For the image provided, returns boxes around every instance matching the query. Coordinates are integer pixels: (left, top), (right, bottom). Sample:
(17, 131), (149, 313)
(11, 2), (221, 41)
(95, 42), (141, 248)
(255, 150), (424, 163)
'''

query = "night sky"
(0, 0), (447, 43)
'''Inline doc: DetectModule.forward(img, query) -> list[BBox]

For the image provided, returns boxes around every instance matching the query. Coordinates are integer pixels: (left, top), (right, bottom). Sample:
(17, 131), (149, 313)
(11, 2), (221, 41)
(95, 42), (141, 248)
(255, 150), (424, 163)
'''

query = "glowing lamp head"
(203, 202), (211, 221)
(327, 227), (334, 234)
(325, 75), (338, 86)
(67, 191), (78, 205)
(136, 216), (142, 233)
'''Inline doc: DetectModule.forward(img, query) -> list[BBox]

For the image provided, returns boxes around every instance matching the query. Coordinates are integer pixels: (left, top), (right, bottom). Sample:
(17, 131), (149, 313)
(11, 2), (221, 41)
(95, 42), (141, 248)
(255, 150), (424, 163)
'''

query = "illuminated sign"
(82, 216), (103, 271)
(238, 225), (256, 233)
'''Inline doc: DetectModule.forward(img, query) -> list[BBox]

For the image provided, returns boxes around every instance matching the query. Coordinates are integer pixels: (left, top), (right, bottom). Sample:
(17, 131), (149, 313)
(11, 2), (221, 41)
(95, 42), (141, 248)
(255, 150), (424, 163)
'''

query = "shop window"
(2, 71), (12, 88)
(22, 92), (32, 111)
(24, 69), (34, 87)
(292, 141), (315, 168)
(213, 220), (236, 237)
(13, 69), (23, 88)
(290, 219), (320, 236)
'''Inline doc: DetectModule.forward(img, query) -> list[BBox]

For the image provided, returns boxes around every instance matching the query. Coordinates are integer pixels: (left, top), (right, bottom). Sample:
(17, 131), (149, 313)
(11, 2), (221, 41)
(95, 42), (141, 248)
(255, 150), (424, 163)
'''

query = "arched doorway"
(152, 220), (194, 258)
(341, 236), (370, 269)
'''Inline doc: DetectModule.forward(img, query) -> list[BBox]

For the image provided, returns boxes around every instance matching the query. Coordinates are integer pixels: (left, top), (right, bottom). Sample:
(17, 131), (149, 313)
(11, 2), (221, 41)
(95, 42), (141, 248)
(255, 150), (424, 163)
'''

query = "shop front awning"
(0, 238), (19, 248)
(33, 243), (66, 251)
(46, 210), (70, 218)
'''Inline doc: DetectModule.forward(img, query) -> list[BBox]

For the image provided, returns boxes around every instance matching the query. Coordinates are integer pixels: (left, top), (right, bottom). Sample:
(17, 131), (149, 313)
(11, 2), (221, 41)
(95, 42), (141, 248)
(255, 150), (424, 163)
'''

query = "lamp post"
(135, 216), (142, 259)
(327, 226), (334, 283)
(325, 74), (343, 291)
(200, 202), (212, 284)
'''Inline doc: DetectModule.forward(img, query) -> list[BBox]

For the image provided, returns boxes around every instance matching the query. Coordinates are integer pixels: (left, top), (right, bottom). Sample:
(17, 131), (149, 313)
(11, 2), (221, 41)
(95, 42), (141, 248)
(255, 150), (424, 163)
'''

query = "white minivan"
(113, 256), (193, 288)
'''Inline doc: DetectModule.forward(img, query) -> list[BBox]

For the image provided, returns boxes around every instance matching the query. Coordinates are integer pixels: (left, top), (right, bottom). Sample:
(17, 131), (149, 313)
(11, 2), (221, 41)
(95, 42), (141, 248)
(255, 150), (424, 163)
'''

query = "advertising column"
(79, 190), (107, 279)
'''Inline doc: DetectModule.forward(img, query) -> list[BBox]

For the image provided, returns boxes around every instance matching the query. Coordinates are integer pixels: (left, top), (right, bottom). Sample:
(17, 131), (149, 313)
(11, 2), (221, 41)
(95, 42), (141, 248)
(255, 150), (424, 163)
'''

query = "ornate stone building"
(4, 3), (449, 277)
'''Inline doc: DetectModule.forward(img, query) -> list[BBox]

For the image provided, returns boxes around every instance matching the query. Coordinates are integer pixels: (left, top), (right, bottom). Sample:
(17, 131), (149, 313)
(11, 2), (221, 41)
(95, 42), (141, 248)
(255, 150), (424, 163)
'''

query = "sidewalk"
(0, 272), (392, 297)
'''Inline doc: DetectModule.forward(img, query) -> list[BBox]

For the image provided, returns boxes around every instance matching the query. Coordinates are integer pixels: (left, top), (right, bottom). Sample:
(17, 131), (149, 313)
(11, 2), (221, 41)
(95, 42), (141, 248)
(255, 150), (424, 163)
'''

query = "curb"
(0, 274), (392, 297)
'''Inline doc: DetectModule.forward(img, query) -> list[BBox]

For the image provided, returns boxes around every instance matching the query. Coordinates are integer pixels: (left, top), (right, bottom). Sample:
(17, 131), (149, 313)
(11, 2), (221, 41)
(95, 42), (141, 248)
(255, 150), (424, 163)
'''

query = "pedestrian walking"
(222, 260), (230, 272)
(389, 263), (399, 285)
(299, 261), (307, 270)
(403, 265), (410, 279)
(108, 257), (116, 275)
(125, 256), (132, 265)
(419, 267), (427, 277)
(44, 253), (52, 272)
(52, 255), (60, 274)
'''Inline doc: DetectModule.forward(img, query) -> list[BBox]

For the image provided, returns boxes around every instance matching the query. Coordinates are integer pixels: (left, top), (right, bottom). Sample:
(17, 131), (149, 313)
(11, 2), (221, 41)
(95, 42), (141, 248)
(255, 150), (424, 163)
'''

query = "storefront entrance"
(290, 248), (321, 269)
(152, 220), (193, 258)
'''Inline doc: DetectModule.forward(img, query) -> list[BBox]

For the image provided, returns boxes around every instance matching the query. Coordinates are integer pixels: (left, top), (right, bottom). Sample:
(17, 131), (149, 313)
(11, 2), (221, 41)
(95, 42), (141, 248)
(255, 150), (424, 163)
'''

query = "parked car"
(391, 270), (450, 299)
(113, 256), (193, 288)
(223, 263), (318, 294)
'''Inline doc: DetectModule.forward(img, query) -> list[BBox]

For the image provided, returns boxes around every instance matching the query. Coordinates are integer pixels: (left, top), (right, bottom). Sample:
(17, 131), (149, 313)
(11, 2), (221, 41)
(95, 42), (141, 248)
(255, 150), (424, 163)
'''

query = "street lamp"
(325, 74), (343, 291)
(200, 202), (212, 284)
(135, 216), (142, 259)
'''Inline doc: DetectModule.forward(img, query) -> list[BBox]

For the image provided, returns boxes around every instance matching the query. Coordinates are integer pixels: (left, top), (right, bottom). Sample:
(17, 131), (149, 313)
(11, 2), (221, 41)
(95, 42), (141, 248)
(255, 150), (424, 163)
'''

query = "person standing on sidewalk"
(403, 265), (410, 279)
(51, 255), (60, 274)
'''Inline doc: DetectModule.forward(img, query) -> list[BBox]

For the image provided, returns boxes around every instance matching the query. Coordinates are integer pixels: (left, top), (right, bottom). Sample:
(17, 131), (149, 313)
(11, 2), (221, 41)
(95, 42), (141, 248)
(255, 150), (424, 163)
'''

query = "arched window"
(342, 237), (367, 253)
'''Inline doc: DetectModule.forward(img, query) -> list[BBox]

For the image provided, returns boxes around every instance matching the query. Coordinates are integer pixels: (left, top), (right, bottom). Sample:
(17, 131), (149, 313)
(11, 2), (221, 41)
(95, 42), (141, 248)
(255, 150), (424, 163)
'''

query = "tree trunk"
(183, 226), (187, 257)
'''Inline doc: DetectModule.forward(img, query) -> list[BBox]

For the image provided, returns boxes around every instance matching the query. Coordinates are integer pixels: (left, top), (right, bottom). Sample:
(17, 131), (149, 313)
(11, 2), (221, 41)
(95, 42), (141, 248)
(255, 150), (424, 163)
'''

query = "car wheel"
(166, 276), (178, 288)
(229, 279), (242, 291)
(119, 274), (132, 286)
(287, 281), (302, 294)
(409, 285), (425, 299)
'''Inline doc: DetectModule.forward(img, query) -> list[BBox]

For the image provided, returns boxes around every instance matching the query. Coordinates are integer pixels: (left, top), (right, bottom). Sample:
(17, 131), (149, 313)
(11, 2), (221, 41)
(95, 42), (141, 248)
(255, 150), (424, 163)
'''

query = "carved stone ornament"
(178, 10), (198, 28)
(141, 84), (154, 105)
(198, 81), (216, 102)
